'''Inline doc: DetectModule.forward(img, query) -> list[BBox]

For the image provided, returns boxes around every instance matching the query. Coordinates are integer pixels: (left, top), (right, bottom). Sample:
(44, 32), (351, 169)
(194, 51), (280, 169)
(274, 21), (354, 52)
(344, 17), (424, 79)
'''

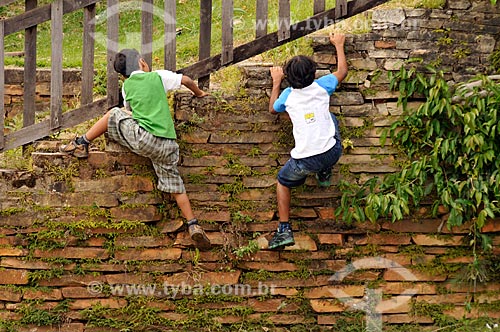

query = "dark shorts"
(277, 113), (342, 188)
(107, 107), (186, 193)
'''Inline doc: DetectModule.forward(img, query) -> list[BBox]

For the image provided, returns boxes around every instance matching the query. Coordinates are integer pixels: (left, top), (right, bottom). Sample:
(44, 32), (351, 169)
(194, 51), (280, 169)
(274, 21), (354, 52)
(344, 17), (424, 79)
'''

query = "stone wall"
(0, 1), (500, 331)
(2, 68), (83, 119)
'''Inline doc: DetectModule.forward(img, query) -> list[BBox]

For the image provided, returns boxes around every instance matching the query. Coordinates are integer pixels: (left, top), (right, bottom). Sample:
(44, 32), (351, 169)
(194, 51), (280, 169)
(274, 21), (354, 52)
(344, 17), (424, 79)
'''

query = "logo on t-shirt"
(304, 112), (316, 124)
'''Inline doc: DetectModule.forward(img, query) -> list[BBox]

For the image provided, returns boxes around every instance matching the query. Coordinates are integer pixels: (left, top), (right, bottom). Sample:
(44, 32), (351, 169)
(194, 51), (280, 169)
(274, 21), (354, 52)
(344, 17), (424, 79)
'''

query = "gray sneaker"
(188, 224), (211, 250)
(59, 139), (89, 158)
(268, 229), (295, 250)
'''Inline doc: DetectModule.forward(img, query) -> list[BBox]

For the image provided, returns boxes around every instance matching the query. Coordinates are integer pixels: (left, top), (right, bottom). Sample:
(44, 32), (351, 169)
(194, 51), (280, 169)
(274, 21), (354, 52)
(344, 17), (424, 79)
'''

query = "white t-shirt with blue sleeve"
(273, 74), (339, 159)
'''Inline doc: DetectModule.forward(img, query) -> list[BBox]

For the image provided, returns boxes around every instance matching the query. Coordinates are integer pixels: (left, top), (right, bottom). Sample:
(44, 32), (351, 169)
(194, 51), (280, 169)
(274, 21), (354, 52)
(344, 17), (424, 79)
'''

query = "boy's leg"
(171, 192), (195, 220)
(171, 192), (211, 250)
(59, 110), (112, 158)
(268, 181), (295, 249)
(277, 182), (291, 222)
(85, 110), (112, 141)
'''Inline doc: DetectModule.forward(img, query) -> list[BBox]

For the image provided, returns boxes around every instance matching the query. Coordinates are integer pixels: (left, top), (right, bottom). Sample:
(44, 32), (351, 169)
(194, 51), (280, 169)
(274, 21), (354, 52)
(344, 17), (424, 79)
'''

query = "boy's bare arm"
(330, 32), (348, 83)
(269, 66), (284, 114)
(181, 75), (208, 97)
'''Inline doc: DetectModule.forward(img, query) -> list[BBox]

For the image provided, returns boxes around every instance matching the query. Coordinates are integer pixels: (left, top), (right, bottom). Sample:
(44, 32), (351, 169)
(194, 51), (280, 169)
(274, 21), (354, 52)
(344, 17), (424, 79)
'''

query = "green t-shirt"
(123, 70), (182, 139)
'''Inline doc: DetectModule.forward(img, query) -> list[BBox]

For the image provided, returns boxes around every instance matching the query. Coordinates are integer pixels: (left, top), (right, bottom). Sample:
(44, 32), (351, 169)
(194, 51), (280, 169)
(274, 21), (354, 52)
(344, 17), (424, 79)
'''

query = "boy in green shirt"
(60, 49), (210, 250)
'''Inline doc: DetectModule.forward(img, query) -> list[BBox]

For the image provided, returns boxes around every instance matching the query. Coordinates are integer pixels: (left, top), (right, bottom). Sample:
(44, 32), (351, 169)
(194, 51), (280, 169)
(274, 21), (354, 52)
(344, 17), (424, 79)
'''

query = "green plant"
(336, 64), (499, 285)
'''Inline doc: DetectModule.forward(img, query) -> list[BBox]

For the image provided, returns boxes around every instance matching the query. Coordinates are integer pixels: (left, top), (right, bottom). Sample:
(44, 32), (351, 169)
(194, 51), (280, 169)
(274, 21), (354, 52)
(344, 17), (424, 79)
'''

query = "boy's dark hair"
(113, 49), (141, 77)
(283, 55), (317, 89)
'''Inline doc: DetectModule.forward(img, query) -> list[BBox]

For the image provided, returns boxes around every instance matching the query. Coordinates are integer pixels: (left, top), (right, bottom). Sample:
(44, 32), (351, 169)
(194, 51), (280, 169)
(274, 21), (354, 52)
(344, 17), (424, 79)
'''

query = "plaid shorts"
(107, 107), (185, 193)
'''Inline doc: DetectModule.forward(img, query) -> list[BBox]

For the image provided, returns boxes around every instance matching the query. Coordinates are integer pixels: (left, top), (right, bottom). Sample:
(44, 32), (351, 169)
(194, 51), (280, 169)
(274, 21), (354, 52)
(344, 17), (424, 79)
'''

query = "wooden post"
(314, 0), (325, 14)
(50, 0), (63, 130)
(142, 0), (153, 69)
(82, 3), (96, 105)
(278, 0), (290, 42)
(198, 0), (212, 89)
(164, 0), (176, 71)
(255, 0), (268, 39)
(24, 0), (37, 128)
(221, 0), (233, 65)
(0, 20), (5, 150)
(107, 0), (119, 108)
(336, 0), (348, 18)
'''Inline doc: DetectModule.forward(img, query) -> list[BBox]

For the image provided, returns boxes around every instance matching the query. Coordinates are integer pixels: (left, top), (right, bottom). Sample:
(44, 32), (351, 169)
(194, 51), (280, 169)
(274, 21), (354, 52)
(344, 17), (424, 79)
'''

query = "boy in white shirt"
(268, 33), (348, 249)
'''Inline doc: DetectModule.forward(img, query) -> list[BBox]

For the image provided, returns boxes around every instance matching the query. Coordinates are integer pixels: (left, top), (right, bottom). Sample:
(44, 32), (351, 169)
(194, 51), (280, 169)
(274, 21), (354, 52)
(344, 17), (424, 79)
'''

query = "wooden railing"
(0, 0), (388, 152)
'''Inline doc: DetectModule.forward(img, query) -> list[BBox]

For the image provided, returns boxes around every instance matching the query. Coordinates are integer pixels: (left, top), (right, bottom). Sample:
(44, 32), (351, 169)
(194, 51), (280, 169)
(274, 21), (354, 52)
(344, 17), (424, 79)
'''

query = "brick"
(344, 270), (381, 282)
(356, 233), (411, 245)
(308, 260), (347, 272)
(381, 219), (442, 233)
(380, 282), (436, 295)
(69, 298), (127, 310)
(304, 285), (365, 299)
(174, 231), (226, 248)
(238, 210), (275, 222)
(62, 287), (104, 299)
(383, 268), (446, 282)
(114, 248), (182, 261)
(317, 207), (336, 220)
(115, 236), (173, 248)
(84, 327), (121, 332)
(195, 210), (231, 222)
(317, 234), (344, 245)
(0, 269), (28, 285)
(271, 288), (299, 296)
(242, 251), (280, 262)
(284, 234), (317, 251)
(210, 132), (277, 144)
(33, 248), (109, 260)
(160, 271), (241, 286)
(376, 295), (412, 314)
(383, 314), (434, 324)
(313, 53), (338, 65)
(0, 212), (34, 227)
(16, 323), (84, 332)
(416, 294), (469, 304)
(237, 261), (297, 272)
(182, 250), (226, 262)
(310, 299), (345, 313)
(0, 248), (28, 257)
(317, 315), (340, 325)
(482, 219), (500, 233)
(33, 192), (119, 207)
(444, 307), (500, 320)
(157, 219), (184, 233)
(39, 275), (107, 287)
(110, 205), (162, 222)
(290, 208), (317, 219)
(247, 298), (296, 312)
(0, 257), (75, 271)
(375, 40), (397, 48)
(248, 313), (310, 324)
(0, 288), (22, 302)
(0, 311), (22, 321)
(412, 235), (464, 246)
(106, 273), (155, 285)
(74, 175), (154, 193)
(23, 289), (63, 301)
(237, 189), (274, 201)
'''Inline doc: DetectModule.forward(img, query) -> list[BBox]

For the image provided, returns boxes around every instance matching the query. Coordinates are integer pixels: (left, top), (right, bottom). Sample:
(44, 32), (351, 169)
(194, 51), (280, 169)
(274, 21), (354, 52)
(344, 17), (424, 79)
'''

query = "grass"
(1, 0), (446, 70)
(1, 0), (337, 70)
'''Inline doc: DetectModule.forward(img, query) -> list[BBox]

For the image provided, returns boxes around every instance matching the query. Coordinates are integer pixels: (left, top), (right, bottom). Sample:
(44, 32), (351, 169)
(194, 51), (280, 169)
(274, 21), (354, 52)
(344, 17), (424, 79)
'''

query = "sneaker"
(316, 171), (332, 187)
(59, 139), (89, 158)
(268, 229), (295, 250)
(188, 224), (211, 250)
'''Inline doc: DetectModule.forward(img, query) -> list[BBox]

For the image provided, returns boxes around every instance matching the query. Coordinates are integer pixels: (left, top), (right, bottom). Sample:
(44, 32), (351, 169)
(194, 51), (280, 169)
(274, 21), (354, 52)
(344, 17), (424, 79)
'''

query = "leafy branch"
(336, 63), (500, 255)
